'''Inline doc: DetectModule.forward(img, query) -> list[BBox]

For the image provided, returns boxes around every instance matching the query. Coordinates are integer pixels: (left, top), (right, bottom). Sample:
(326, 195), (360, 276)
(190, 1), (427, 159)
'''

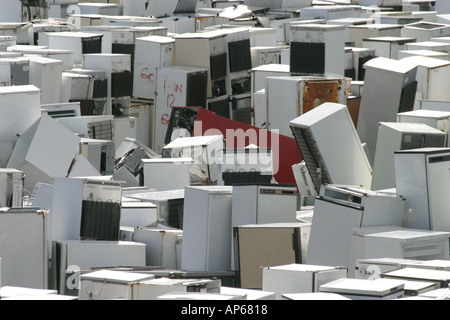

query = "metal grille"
(186, 71), (208, 108)
(81, 36), (102, 54)
(87, 120), (114, 141)
(111, 71), (133, 98)
(290, 41), (325, 74)
(210, 53), (227, 80)
(80, 200), (121, 241)
(291, 126), (332, 193)
(228, 39), (252, 73)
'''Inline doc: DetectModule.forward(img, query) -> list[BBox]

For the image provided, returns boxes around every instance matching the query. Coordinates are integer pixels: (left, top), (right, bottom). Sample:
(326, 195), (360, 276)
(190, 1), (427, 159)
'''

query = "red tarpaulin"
(193, 108), (303, 185)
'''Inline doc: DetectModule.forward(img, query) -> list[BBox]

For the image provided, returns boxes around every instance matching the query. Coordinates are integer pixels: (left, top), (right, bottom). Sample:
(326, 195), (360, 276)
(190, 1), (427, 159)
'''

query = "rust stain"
(302, 80), (342, 114)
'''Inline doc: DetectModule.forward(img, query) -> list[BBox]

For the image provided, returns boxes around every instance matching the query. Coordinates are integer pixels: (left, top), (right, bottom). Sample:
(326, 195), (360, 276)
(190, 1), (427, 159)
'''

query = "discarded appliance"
(394, 147), (450, 232)
(289, 102), (373, 193)
(371, 122), (447, 191)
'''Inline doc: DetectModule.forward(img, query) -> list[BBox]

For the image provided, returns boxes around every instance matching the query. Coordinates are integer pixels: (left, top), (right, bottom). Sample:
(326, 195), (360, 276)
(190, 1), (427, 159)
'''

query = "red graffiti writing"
(161, 113), (170, 125)
(140, 68), (154, 83)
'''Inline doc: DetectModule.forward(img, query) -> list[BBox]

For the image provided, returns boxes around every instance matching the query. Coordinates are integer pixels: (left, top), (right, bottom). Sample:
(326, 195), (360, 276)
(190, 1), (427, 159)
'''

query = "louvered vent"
(291, 126), (332, 193)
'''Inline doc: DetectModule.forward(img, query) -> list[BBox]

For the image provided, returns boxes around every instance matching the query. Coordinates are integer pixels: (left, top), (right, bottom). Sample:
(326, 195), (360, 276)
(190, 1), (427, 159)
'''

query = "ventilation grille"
(290, 41), (325, 74)
(186, 71), (208, 108)
(81, 36), (102, 54)
(88, 120), (114, 141)
(111, 71), (133, 98)
(210, 53), (227, 80)
(291, 126), (332, 193)
(228, 39), (252, 73)
(80, 200), (121, 241)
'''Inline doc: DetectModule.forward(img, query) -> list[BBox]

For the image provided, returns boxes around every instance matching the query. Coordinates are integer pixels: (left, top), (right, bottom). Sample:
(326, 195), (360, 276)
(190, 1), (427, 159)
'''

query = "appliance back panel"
(186, 72), (208, 108)
(290, 42), (325, 74)
(228, 39), (252, 73)
(80, 200), (121, 241)
(82, 37), (103, 54)
(111, 71), (133, 97)
(208, 97), (230, 118)
(210, 53), (227, 80)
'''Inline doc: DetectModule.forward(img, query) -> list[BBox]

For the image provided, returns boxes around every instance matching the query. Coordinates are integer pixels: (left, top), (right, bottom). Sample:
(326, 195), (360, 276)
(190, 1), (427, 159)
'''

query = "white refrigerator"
(181, 185), (233, 272)
(394, 147), (450, 231)
(306, 184), (406, 268)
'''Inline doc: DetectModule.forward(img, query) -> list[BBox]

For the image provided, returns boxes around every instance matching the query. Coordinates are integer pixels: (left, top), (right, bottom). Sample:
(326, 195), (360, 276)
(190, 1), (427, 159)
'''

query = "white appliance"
(142, 158), (193, 191)
(306, 184), (406, 268)
(394, 147), (450, 231)
(162, 135), (224, 184)
(23, 48), (74, 70)
(82, 53), (133, 117)
(133, 35), (175, 101)
(357, 57), (418, 163)
(41, 101), (81, 119)
(405, 41), (450, 55)
(28, 56), (63, 104)
(350, 226), (450, 278)
(0, 207), (48, 289)
(397, 49), (449, 61)
(233, 222), (310, 289)
(401, 21), (450, 42)
(0, 168), (24, 207)
(400, 56), (450, 108)
(348, 47), (377, 81)
(133, 226), (183, 269)
(181, 186), (233, 272)
(47, 31), (103, 65)
(113, 116), (137, 148)
(289, 24), (346, 76)
(76, 2), (121, 16)
(49, 176), (123, 261)
(60, 72), (94, 104)
(153, 65), (208, 154)
(124, 189), (185, 229)
(348, 24), (403, 47)
(174, 30), (228, 99)
(79, 270), (222, 300)
(266, 74), (348, 137)
(362, 37), (416, 60)
(0, 22), (34, 45)
(7, 114), (81, 192)
(419, 99), (450, 112)
(78, 270), (156, 300)
(52, 240), (146, 295)
(217, 147), (273, 186)
(57, 115), (115, 141)
(231, 184), (297, 226)
(299, 5), (360, 21)
(382, 267), (450, 288)
(0, 56), (29, 87)
(371, 122), (447, 191)
(0, 85), (41, 165)
(251, 63), (290, 94)
(71, 68), (109, 116)
(250, 46), (281, 68)
(397, 109), (450, 146)
(127, 100), (154, 148)
(79, 137), (115, 176)
(354, 257), (422, 280)
(292, 161), (317, 206)
(319, 278), (405, 300)
(253, 88), (266, 128)
(120, 201), (158, 228)
(289, 102), (373, 193)
(262, 263), (348, 300)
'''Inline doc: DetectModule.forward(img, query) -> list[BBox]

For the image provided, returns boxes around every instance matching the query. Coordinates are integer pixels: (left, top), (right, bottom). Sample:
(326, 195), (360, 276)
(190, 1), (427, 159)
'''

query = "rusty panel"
(301, 80), (343, 114)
